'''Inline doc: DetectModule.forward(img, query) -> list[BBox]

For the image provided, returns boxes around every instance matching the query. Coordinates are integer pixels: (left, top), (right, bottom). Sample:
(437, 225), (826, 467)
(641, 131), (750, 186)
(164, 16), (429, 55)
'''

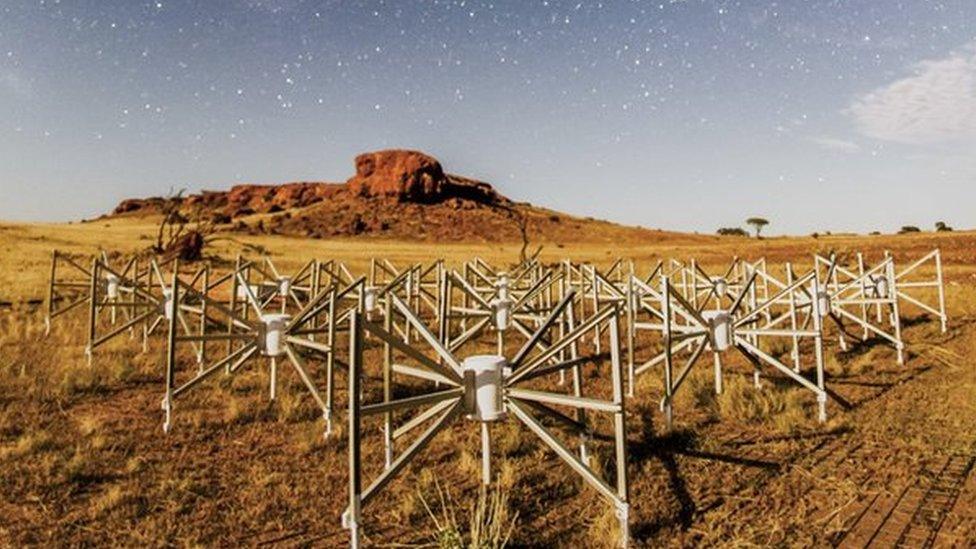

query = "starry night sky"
(1, 1), (974, 233)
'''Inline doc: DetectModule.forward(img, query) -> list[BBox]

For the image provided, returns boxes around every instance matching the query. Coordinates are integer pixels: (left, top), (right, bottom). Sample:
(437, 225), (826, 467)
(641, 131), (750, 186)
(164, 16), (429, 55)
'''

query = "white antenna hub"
(816, 290), (831, 317)
(162, 288), (175, 320)
(490, 297), (513, 331)
(259, 313), (291, 357)
(105, 273), (121, 299)
(702, 309), (732, 351)
(869, 274), (889, 298)
(712, 277), (728, 298)
(363, 285), (380, 314)
(277, 276), (292, 297)
(496, 273), (510, 300)
(463, 354), (506, 422)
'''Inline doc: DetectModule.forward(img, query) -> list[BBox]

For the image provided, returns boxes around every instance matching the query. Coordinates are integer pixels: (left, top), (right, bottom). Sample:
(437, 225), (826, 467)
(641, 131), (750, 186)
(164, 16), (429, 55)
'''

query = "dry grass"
(715, 377), (808, 429)
(417, 478), (519, 549)
(0, 430), (55, 461)
(0, 220), (975, 546)
(588, 504), (625, 549)
(3, 217), (972, 303)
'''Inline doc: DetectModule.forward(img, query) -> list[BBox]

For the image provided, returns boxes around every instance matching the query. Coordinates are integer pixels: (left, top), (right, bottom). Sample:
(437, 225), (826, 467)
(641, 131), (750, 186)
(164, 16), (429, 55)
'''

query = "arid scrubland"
(1, 219), (975, 546)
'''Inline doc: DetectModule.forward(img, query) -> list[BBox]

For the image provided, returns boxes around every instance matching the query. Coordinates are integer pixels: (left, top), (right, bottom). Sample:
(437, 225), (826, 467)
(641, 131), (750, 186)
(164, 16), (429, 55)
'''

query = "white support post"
(383, 296), (394, 468)
(713, 351), (723, 395)
(269, 357), (277, 401)
(481, 422), (491, 486)
(857, 253), (869, 340)
(346, 312), (362, 549)
(830, 255), (847, 352)
(888, 259), (905, 365)
(625, 275), (635, 397)
(935, 249), (947, 333)
(786, 263), (801, 372)
(661, 276), (674, 430)
(811, 275), (827, 423)
(163, 259), (180, 434)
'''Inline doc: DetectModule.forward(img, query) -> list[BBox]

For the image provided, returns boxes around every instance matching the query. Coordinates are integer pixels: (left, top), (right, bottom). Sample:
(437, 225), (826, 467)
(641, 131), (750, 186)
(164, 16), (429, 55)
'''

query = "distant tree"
(745, 217), (769, 238)
(899, 225), (921, 234)
(493, 202), (541, 266)
(935, 221), (953, 232)
(717, 227), (749, 236)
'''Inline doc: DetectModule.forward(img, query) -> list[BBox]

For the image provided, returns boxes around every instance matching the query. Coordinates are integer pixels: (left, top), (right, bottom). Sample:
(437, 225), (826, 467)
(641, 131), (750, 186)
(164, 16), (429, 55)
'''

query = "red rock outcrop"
(347, 149), (504, 204)
(105, 149), (576, 241)
(348, 149), (445, 201)
(112, 149), (507, 221)
(206, 182), (342, 216)
(113, 182), (344, 219)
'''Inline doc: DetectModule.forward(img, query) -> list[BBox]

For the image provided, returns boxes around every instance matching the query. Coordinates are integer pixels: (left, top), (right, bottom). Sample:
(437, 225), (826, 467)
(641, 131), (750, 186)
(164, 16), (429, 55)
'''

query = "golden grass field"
(1, 217), (975, 547)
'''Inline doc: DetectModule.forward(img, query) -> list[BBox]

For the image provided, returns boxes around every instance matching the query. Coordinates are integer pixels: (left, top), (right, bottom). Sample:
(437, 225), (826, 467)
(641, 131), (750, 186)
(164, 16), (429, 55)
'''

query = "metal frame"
(892, 249), (948, 334)
(649, 268), (828, 428)
(83, 255), (209, 365)
(441, 266), (569, 356)
(814, 253), (905, 364)
(44, 250), (96, 334)
(232, 256), (320, 315)
(571, 260), (631, 354)
(623, 257), (750, 395)
(344, 291), (630, 547)
(667, 257), (772, 316)
(45, 250), (146, 334)
(161, 261), (361, 435)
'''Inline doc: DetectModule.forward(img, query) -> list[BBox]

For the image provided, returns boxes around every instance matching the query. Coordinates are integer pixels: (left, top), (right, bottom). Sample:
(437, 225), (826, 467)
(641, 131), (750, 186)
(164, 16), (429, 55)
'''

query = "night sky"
(1, 1), (974, 234)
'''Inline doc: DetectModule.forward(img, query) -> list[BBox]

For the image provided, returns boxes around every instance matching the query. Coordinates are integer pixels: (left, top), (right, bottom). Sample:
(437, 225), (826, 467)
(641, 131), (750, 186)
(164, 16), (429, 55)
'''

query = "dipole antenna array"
(38, 248), (953, 546)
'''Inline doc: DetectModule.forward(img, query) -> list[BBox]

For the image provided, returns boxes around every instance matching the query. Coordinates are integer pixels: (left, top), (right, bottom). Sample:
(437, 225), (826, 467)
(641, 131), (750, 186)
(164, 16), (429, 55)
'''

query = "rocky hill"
(110, 149), (688, 244)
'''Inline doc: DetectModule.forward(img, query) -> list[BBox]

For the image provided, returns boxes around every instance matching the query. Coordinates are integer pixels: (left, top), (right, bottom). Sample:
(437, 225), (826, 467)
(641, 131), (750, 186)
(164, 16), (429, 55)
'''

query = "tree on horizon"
(746, 217), (769, 238)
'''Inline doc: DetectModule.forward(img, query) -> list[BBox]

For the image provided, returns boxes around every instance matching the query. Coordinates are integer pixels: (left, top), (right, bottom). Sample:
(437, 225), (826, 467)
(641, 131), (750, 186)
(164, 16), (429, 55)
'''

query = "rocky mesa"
(110, 149), (682, 244)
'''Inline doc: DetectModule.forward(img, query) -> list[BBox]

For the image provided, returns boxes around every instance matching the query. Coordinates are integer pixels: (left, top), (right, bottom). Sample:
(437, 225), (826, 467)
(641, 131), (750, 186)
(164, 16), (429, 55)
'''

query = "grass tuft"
(716, 376), (812, 432)
(417, 477), (519, 549)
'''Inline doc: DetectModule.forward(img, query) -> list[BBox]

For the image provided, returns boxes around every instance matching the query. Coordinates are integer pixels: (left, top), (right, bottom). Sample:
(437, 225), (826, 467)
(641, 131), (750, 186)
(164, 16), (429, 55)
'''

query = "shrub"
(899, 225), (921, 234)
(717, 227), (749, 236)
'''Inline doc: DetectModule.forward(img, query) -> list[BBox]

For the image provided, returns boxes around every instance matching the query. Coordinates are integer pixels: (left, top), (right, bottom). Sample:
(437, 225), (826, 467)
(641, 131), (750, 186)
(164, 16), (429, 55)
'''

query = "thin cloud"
(811, 136), (860, 153)
(848, 42), (976, 144)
